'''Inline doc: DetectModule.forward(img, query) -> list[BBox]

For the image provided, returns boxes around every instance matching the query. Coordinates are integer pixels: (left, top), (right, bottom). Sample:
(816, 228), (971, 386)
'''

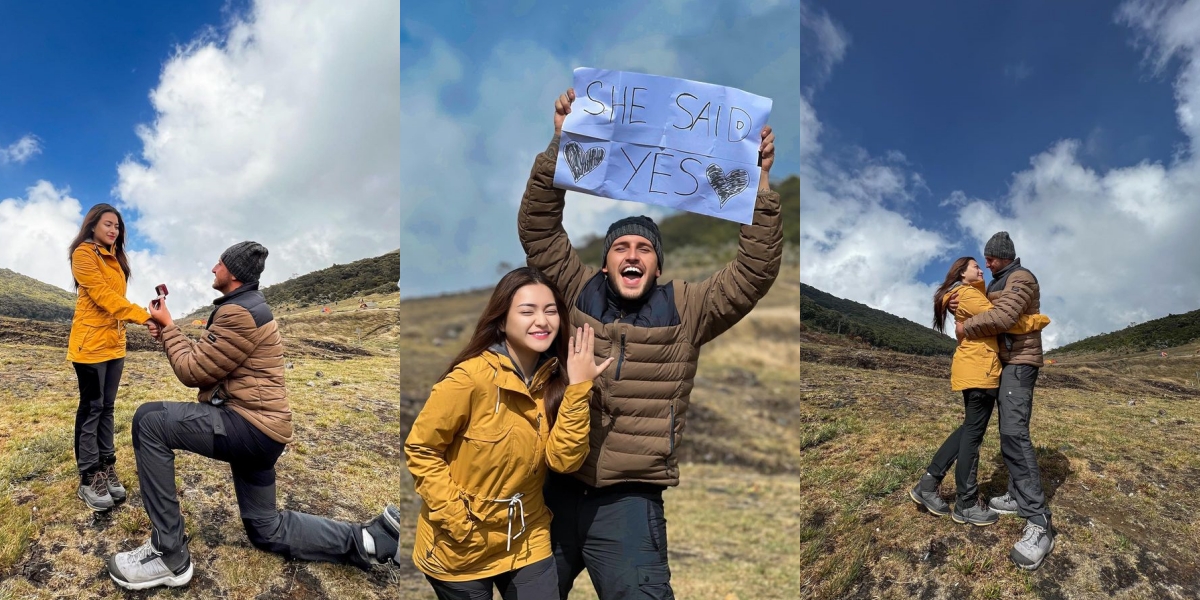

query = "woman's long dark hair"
(932, 256), (976, 333)
(440, 267), (572, 426)
(68, 203), (131, 288)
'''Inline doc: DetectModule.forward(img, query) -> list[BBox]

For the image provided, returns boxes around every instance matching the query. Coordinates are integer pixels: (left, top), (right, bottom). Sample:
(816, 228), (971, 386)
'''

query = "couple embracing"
(909, 232), (1056, 571)
(404, 88), (783, 598)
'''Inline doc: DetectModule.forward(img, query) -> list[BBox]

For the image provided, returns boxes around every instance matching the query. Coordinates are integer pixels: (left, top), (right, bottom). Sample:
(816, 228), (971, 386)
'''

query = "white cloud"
(804, 0), (1200, 349)
(0, 181), (84, 291)
(113, 0), (400, 313)
(1, 135), (42, 164)
(800, 2), (850, 92)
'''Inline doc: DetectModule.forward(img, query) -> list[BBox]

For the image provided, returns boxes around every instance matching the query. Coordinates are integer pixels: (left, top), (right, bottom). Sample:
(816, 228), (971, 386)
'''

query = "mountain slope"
(1049, 308), (1200, 355)
(0, 269), (76, 322)
(801, 283), (956, 356)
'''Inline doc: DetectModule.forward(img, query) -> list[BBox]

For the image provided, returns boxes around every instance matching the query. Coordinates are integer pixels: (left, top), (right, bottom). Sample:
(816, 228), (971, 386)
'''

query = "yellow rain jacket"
(948, 280), (1049, 391)
(405, 349), (593, 581)
(67, 241), (151, 364)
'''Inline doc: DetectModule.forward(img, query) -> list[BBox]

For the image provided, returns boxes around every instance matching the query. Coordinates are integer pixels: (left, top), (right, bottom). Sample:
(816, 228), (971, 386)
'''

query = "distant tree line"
(1049, 308), (1200, 355)
(801, 283), (956, 356)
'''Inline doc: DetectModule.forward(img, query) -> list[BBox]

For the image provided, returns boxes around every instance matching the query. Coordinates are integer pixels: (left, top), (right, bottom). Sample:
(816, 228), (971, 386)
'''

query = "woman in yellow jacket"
(67, 204), (152, 512)
(909, 257), (1050, 526)
(405, 267), (614, 598)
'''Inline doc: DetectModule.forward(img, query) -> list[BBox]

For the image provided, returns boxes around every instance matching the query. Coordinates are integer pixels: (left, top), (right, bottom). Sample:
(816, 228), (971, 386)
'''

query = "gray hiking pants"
(130, 401), (372, 569)
(997, 364), (1050, 519)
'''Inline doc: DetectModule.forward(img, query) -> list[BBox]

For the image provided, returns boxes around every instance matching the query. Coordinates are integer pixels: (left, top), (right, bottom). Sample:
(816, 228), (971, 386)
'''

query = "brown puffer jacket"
(518, 134), (783, 488)
(160, 283), (293, 443)
(962, 258), (1044, 368)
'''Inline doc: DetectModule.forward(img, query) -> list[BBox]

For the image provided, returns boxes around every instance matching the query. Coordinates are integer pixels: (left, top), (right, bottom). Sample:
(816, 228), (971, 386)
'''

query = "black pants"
(927, 387), (997, 505)
(997, 364), (1049, 518)
(425, 556), (558, 600)
(544, 473), (674, 600)
(130, 401), (373, 569)
(73, 358), (125, 480)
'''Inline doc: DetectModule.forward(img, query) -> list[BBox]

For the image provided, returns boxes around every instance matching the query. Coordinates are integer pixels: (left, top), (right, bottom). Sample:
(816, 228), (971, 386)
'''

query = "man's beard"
(607, 271), (657, 303)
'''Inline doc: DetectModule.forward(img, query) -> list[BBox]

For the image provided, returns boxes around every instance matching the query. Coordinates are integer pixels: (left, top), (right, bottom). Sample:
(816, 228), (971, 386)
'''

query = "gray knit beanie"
(220, 241), (268, 284)
(603, 216), (664, 268)
(984, 231), (1016, 260)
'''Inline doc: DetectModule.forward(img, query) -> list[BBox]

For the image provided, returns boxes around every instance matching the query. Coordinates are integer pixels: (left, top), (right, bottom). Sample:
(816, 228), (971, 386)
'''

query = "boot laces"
(1020, 522), (1046, 545)
(90, 470), (109, 495)
(129, 540), (162, 563)
(105, 464), (121, 486)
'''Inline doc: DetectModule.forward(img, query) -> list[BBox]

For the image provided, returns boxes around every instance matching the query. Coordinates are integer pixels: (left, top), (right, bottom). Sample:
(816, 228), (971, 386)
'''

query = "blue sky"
(801, 0), (1200, 348)
(0, 2), (234, 254)
(1, 1), (399, 314)
(400, 0), (801, 297)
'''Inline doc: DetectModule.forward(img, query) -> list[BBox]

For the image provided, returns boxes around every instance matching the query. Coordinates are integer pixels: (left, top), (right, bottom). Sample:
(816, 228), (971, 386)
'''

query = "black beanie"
(984, 231), (1016, 260)
(603, 216), (663, 268)
(220, 241), (268, 284)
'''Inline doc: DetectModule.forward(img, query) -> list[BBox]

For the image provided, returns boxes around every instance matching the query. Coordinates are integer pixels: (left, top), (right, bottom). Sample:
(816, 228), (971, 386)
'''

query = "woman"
(405, 267), (613, 598)
(67, 203), (152, 512)
(909, 257), (1050, 526)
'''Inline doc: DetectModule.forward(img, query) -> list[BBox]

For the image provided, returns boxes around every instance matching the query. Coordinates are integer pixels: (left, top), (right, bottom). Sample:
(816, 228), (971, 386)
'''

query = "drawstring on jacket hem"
(492, 493), (526, 551)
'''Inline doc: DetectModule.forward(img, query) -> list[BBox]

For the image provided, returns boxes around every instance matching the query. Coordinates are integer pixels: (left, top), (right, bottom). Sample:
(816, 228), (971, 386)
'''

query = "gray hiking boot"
(103, 463), (127, 503)
(952, 501), (1000, 526)
(989, 492), (1019, 515)
(108, 537), (192, 590)
(1011, 514), (1055, 571)
(908, 473), (949, 516)
(78, 470), (114, 512)
(363, 504), (403, 565)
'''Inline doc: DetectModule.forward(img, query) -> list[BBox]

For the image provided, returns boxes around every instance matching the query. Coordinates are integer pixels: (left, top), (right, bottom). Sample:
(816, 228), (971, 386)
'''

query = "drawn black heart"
(706, 164), (749, 207)
(564, 141), (605, 182)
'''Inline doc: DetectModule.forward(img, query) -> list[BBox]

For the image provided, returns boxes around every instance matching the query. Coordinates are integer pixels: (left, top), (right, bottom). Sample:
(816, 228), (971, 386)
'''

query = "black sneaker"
(364, 505), (402, 565)
(909, 473), (949, 516)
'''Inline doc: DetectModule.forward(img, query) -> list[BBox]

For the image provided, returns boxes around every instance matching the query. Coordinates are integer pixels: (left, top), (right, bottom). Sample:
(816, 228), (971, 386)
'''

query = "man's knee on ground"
(242, 515), (284, 553)
(131, 402), (166, 451)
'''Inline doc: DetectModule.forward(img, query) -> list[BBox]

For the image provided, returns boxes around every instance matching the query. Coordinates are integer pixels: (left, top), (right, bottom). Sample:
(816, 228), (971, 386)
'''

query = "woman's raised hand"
(566, 323), (614, 385)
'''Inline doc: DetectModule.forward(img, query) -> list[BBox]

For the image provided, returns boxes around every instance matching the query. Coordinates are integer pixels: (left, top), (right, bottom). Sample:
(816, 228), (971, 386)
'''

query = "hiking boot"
(103, 463), (127, 503)
(78, 470), (115, 512)
(952, 501), (1000, 526)
(108, 537), (192, 590)
(989, 492), (1019, 515)
(908, 473), (949, 516)
(363, 504), (402, 565)
(1010, 514), (1055, 571)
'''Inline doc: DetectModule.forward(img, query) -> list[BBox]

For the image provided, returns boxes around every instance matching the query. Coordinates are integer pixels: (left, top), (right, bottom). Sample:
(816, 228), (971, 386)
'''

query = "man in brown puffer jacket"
(954, 231), (1055, 571)
(106, 242), (401, 591)
(520, 89), (783, 599)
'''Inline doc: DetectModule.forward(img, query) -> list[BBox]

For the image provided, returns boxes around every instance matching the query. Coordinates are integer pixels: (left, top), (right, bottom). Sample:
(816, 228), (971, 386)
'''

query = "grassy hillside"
(185, 251), (399, 322)
(801, 283), (956, 356)
(0, 269), (76, 322)
(799, 335), (1200, 598)
(576, 175), (799, 265)
(1049, 308), (1200, 355)
(0, 291), (403, 598)
(264, 251), (398, 308)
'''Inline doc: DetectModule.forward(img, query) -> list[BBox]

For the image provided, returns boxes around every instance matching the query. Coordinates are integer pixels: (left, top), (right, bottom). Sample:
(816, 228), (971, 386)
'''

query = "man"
(952, 231), (1054, 570)
(107, 241), (401, 590)
(518, 88), (782, 598)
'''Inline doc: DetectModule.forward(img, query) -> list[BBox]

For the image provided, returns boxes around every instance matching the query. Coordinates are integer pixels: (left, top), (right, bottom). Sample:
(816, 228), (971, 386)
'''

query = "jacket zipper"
(668, 401), (675, 455)
(615, 331), (626, 380)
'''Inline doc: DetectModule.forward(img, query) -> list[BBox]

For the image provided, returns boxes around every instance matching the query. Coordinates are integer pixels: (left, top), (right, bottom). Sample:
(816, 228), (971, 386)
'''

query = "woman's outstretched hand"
(566, 323), (614, 385)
